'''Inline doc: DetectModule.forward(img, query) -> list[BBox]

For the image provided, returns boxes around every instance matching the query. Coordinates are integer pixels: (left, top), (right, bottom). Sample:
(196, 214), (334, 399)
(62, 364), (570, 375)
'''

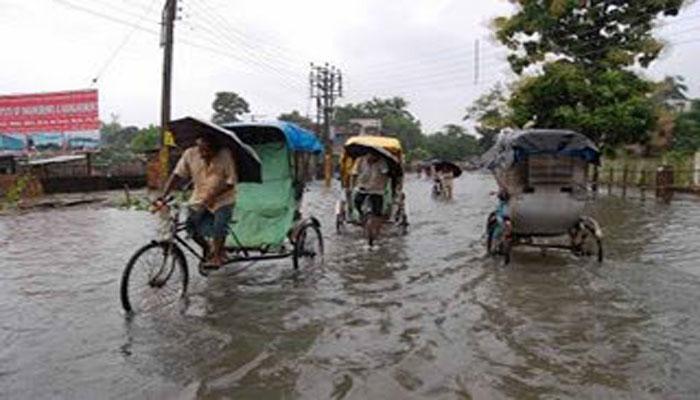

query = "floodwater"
(2, 174), (700, 399)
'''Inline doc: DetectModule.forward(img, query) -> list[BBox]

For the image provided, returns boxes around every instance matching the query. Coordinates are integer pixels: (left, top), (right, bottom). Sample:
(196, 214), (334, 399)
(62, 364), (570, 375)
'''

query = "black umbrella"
(344, 142), (403, 178)
(432, 160), (462, 178)
(169, 117), (262, 183)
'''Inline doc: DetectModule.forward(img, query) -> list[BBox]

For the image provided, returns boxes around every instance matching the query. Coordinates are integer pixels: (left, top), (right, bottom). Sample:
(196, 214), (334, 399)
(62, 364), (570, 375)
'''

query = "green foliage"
(489, 1), (690, 151)
(334, 97), (424, 151)
(423, 124), (480, 161)
(407, 147), (430, 163)
(278, 110), (315, 131)
(651, 75), (689, 110)
(130, 125), (160, 152)
(672, 100), (700, 154)
(1, 175), (31, 209)
(100, 115), (139, 148)
(464, 83), (513, 152)
(494, 0), (685, 74)
(212, 91), (250, 124)
(508, 62), (656, 148)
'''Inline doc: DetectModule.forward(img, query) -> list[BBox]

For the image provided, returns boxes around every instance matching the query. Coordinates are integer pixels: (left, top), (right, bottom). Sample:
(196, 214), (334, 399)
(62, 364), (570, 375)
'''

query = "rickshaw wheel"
(582, 224), (603, 263)
(486, 212), (497, 255)
(501, 219), (513, 265)
(293, 220), (324, 271)
(501, 240), (512, 265)
(120, 241), (189, 314)
(335, 214), (344, 234)
(399, 213), (409, 235)
(574, 217), (604, 263)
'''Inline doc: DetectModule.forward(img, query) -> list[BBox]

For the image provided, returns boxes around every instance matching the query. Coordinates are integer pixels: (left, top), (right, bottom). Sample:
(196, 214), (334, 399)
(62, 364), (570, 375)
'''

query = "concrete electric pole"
(309, 63), (343, 187)
(159, 0), (177, 185)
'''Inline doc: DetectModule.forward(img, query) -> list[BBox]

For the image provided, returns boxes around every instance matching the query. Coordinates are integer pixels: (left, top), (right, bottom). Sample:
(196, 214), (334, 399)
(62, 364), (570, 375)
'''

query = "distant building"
(350, 118), (382, 136)
(667, 99), (692, 114)
(331, 118), (383, 156)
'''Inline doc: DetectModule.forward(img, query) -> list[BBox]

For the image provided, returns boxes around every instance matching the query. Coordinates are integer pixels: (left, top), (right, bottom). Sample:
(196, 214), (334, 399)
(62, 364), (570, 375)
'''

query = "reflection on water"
(2, 174), (700, 399)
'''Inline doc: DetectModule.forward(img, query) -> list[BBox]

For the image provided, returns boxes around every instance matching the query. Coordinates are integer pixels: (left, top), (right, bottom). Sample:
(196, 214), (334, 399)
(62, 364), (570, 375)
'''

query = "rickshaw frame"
(335, 135), (409, 243)
(484, 129), (604, 265)
(119, 120), (324, 314)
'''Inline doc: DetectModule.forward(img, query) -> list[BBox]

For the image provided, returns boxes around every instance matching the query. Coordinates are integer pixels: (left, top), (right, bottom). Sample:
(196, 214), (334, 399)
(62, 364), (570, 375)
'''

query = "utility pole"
(474, 39), (480, 85)
(159, 0), (177, 185)
(309, 62), (343, 187)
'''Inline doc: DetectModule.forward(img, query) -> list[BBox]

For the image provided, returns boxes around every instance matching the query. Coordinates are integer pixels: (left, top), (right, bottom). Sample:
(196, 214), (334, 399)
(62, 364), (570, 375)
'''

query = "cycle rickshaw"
(120, 118), (324, 314)
(335, 135), (408, 245)
(483, 129), (603, 265)
(430, 159), (462, 199)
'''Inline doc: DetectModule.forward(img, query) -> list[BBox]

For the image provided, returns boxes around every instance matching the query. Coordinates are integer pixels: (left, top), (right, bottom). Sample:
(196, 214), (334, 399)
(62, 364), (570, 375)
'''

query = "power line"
(347, 29), (700, 98)
(189, 0), (309, 65)
(89, 0), (159, 86)
(352, 23), (700, 93)
(355, 5), (700, 75)
(186, 0), (307, 73)
(180, 18), (307, 90)
(55, 0), (307, 98)
(70, 0), (161, 25)
(182, 0), (308, 90)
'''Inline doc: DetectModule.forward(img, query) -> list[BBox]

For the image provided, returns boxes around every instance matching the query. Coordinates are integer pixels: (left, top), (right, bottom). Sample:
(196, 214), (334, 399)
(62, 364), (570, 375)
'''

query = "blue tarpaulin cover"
(483, 129), (600, 170)
(225, 121), (323, 154)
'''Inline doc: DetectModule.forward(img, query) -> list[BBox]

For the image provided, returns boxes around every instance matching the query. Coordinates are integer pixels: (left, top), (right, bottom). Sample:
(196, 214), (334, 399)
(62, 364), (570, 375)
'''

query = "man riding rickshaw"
(120, 117), (324, 314)
(335, 135), (408, 245)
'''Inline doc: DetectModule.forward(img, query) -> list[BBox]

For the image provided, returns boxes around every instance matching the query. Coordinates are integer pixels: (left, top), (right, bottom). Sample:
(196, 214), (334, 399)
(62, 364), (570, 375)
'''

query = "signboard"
(0, 89), (100, 151)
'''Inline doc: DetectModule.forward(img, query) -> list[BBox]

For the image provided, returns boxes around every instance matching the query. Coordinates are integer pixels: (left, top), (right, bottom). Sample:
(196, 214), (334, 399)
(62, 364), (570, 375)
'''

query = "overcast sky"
(1, 0), (699, 133)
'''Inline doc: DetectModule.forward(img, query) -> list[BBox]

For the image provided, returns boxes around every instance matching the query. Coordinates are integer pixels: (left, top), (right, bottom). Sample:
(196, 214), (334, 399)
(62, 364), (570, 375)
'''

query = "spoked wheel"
(336, 213), (344, 234)
(365, 215), (380, 246)
(486, 212), (497, 255)
(399, 212), (409, 235)
(572, 217), (603, 263)
(501, 219), (513, 265)
(120, 241), (189, 314)
(486, 213), (512, 265)
(293, 220), (324, 270)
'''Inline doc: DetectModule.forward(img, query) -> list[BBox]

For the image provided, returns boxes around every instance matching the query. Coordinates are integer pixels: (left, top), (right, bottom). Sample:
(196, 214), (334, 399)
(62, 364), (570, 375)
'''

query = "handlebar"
(150, 195), (175, 213)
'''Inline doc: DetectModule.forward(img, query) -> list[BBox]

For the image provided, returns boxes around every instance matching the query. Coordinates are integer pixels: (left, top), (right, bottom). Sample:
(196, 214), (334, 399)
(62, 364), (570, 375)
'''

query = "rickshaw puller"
(158, 134), (237, 269)
(351, 153), (390, 235)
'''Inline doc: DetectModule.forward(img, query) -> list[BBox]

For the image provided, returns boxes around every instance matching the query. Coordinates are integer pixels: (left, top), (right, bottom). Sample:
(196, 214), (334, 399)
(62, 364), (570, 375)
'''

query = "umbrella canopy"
(344, 142), (403, 178)
(483, 129), (600, 171)
(432, 159), (463, 178)
(169, 117), (262, 183)
(223, 121), (323, 154)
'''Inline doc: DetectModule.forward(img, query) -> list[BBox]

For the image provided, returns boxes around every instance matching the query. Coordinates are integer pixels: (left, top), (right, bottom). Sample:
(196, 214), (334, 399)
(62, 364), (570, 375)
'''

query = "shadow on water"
(2, 174), (700, 398)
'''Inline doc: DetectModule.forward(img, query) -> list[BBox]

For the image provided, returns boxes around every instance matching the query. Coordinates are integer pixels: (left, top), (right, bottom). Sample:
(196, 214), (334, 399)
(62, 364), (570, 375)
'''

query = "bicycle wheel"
(365, 215), (378, 246)
(120, 241), (189, 314)
(486, 212), (496, 255)
(580, 225), (604, 263)
(293, 221), (324, 270)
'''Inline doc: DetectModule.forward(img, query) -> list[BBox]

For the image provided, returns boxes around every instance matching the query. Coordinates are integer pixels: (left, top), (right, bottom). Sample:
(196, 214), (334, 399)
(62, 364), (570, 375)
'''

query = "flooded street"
(2, 173), (700, 399)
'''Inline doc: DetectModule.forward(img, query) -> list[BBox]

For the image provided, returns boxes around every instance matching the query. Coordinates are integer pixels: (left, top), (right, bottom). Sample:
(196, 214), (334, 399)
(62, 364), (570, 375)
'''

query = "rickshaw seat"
(227, 142), (296, 248)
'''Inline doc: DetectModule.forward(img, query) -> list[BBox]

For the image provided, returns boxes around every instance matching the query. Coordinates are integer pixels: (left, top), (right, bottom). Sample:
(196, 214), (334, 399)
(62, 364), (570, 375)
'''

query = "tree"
(130, 125), (160, 152)
(212, 91), (250, 124)
(651, 75), (689, 111)
(490, 1), (690, 149)
(334, 97), (425, 151)
(508, 62), (656, 147)
(278, 110), (315, 131)
(494, 0), (685, 74)
(464, 83), (513, 152)
(672, 100), (700, 154)
(424, 124), (480, 161)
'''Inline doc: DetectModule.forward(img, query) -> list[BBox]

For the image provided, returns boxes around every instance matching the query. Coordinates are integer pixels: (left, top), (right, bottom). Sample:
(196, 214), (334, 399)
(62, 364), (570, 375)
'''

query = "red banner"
(0, 89), (99, 134)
